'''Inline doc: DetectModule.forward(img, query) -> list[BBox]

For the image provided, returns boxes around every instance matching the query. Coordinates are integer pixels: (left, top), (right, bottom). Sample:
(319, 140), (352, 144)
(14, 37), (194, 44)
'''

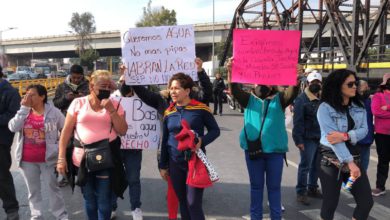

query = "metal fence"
(10, 78), (65, 97)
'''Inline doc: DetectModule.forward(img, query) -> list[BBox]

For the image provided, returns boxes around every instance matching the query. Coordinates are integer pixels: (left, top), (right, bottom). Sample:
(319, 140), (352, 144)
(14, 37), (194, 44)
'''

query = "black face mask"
(254, 85), (271, 99)
(362, 91), (371, 99)
(97, 89), (110, 100)
(308, 83), (321, 94)
(120, 84), (132, 97)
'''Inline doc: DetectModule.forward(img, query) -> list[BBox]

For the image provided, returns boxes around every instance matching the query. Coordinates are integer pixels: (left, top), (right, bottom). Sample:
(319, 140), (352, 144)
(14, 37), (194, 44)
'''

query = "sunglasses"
(345, 81), (358, 88)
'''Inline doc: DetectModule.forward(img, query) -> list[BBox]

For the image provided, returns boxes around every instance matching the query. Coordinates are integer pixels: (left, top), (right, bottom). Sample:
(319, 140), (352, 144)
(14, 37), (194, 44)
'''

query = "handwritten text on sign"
(122, 25), (198, 85)
(113, 96), (160, 150)
(232, 29), (301, 85)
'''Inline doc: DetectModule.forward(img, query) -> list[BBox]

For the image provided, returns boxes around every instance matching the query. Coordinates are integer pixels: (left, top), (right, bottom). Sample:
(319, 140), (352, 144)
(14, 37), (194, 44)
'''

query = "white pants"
(20, 162), (68, 220)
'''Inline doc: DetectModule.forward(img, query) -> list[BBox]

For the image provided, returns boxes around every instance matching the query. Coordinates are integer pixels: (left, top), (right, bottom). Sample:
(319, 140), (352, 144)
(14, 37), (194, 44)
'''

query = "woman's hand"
(347, 161), (361, 179)
(381, 105), (388, 111)
(119, 64), (126, 75)
(195, 57), (203, 72)
(194, 137), (202, 152)
(21, 94), (32, 107)
(101, 99), (116, 113)
(326, 131), (346, 144)
(226, 57), (233, 82)
(159, 169), (169, 181)
(56, 159), (68, 176)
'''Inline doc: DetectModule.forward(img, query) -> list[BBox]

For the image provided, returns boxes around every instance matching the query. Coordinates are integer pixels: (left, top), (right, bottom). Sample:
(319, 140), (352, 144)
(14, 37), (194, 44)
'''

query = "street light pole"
(211, 0), (215, 77)
(0, 27), (17, 67)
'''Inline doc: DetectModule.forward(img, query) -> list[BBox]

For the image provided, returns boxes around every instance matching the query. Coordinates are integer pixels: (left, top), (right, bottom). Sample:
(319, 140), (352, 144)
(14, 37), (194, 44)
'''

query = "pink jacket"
(371, 92), (390, 135)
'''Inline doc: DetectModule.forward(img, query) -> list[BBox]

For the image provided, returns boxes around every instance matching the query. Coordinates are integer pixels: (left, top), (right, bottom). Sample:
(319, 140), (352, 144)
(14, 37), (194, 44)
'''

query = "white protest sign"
(121, 25), (198, 85)
(112, 96), (160, 150)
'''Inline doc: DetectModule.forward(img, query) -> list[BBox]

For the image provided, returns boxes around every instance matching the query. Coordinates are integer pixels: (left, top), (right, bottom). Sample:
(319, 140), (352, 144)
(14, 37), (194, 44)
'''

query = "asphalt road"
(1, 104), (389, 220)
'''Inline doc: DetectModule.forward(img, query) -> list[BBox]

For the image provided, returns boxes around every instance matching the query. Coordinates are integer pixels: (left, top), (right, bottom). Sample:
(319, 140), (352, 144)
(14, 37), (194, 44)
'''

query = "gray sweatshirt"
(8, 103), (65, 167)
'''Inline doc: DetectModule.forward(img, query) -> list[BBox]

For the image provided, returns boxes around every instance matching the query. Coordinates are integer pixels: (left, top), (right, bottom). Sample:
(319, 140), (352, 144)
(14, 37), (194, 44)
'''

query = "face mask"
(97, 89), (110, 100)
(120, 84), (132, 96)
(308, 83), (321, 94)
(254, 85), (271, 99)
(361, 90), (370, 99)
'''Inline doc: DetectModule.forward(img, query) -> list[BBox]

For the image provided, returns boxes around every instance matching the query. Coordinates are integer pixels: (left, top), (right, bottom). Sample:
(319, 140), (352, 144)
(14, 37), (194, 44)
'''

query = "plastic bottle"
(342, 176), (357, 192)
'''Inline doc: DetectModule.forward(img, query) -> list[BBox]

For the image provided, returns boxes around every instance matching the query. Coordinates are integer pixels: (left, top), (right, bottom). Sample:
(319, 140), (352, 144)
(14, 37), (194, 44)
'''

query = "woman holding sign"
(159, 72), (220, 220)
(57, 70), (128, 220)
(226, 58), (299, 220)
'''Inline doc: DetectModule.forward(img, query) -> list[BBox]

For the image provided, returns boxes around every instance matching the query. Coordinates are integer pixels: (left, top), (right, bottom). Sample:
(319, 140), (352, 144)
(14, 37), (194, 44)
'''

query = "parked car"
(27, 71), (39, 79)
(7, 73), (31, 81)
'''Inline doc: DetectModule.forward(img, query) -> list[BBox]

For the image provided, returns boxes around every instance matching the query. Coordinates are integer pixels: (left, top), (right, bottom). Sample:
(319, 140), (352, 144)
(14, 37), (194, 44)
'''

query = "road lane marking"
(300, 209), (349, 220)
(348, 203), (390, 220)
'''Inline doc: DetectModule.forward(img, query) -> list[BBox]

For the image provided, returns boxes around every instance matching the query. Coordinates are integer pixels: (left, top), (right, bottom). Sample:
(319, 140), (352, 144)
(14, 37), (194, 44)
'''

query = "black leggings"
(375, 133), (390, 190)
(318, 159), (373, 220)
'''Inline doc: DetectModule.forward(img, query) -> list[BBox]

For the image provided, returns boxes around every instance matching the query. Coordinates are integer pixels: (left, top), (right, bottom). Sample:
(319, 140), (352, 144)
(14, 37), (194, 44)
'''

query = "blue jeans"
(112, 150), (142, 211)
(359, 144), (370, 171)
(296, 139), (319, 195)
(81, 169), (112, 220)
(245, 151), (284, 220)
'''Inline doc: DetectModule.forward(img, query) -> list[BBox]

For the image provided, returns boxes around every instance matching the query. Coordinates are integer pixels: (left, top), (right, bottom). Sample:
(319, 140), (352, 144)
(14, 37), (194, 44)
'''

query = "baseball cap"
(307, 71), (322, 83)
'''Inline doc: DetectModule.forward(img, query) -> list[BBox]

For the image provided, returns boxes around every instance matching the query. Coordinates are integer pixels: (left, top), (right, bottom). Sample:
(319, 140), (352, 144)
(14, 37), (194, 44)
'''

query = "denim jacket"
(317, 102), (368, 163)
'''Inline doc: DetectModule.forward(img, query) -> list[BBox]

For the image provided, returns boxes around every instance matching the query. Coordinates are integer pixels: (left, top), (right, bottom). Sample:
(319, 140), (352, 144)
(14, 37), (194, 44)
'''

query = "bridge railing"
(10, 78), (65, 97)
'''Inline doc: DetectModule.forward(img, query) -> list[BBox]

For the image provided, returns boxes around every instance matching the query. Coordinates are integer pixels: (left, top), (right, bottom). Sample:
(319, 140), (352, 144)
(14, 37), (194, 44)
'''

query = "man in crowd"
(53, 64), (89, 114)
(193, 58), (213, 106)
(213, 72), (226, 116)
(0, 65), (20, 220)
(293, 71), (323, 205)
(357, 80), (374, 171)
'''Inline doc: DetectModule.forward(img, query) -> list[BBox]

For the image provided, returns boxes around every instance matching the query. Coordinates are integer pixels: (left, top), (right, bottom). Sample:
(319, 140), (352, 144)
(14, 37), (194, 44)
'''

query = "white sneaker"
(267, 201), (285, 212)
(132, 208), (143, 220)
(110, 211), (116, 219)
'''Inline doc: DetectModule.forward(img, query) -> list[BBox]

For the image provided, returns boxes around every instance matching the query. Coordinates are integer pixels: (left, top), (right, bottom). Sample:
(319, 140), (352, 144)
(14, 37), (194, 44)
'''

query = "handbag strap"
(74, 98), (122, 148)
(244, 99), (270, 141)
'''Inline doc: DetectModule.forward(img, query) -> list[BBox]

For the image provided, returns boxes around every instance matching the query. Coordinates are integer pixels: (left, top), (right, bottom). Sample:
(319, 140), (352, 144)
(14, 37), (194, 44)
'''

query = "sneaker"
(297, 194), (310, 205)
(266, 201), (285, 212)
(6, 211), (19, 220)
(132, 208), (143, 220)
(219, 113), (223, 116)
(307, 188), (323, 198)
(110, 211), (116, 219)
(58, 178), (69, 187)
(372, 188), (386, 197)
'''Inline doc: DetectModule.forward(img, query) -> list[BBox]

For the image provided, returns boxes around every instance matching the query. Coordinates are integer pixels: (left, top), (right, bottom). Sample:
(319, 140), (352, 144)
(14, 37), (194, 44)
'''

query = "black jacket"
(292, 90), (321, 145)
(0, 80), (21, 146)
(212, 78), (226, 94)
(53, 76), (89, 113)
(192, 69), (213, 105)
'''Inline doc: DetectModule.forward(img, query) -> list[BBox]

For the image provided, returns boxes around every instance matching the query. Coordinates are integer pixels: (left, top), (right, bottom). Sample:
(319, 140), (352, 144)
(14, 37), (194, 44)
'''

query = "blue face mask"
(97, 89), (110, 100)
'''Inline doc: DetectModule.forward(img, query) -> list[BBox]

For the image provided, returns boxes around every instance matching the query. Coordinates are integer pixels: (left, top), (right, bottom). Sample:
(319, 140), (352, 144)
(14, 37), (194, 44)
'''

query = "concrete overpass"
(0, 22), (231, 67)
(2, 20), (390, 67)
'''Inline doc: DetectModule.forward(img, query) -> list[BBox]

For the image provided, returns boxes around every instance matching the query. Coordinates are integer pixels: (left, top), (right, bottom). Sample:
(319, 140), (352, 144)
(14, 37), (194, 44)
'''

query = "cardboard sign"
(112, 96), (160, 150)
(121, 25), (198, 85)
(232, 29), (301, 85)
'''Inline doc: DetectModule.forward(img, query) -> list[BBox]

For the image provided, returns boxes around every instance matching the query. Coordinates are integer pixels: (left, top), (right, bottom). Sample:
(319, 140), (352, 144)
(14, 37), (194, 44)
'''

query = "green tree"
(215, 40), (232, 63)
(69, 12), (96, 56)
(80, 49), (99, 71)
(69, 12), (99, 70)
(136, 0), (177, 27)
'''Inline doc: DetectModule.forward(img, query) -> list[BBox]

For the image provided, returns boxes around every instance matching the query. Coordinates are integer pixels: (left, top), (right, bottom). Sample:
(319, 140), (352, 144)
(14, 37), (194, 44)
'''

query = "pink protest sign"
(232, 29), (301, 85)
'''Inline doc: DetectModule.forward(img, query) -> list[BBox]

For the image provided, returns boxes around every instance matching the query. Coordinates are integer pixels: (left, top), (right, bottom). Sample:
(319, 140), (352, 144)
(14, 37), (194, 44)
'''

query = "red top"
(22, 112), (46, 162)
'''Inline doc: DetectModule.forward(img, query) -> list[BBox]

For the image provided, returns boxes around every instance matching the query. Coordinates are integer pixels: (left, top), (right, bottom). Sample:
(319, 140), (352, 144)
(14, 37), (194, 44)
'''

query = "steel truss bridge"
(221, 0), (390, 74)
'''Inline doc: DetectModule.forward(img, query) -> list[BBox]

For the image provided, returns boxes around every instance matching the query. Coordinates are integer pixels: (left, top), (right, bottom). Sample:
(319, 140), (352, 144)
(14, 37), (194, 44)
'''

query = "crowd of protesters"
(0, 54), (390, 220)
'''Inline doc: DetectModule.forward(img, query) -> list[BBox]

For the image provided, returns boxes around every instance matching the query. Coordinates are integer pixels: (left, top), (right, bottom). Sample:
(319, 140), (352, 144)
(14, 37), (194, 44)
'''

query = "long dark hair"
(321, 69), (363, 112)
(26, 84), (48, 103)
